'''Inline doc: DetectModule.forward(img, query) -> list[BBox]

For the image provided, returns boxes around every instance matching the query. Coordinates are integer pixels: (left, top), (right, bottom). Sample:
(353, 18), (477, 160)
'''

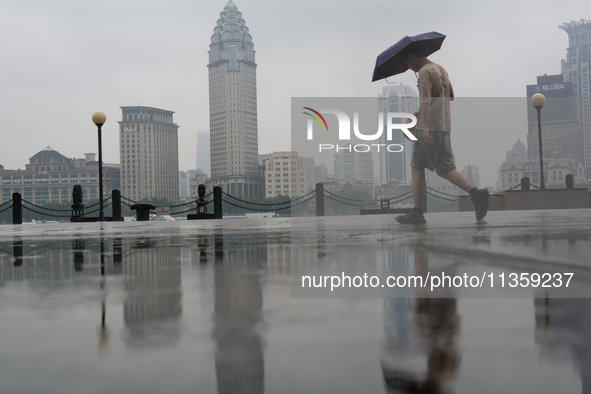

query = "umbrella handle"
(384, 77), (396, 85)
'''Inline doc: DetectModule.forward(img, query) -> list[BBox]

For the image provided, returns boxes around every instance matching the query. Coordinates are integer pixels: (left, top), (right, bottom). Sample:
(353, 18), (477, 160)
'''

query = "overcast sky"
(0, 0), (587, 187)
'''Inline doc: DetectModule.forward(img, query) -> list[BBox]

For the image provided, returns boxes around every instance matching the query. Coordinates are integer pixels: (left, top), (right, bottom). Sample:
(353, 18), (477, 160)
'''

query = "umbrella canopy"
(372, 32), (446, 82)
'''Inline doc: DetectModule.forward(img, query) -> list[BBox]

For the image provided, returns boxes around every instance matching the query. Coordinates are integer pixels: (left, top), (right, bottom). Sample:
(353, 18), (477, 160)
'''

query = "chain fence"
(221, 194), (316, 212)
(0, 201), (13, 214)
(121, 196), (139, 205)
(389, 194), (414, 204)
(323, 194), (365, 208)
(22, 205), (72, 218)
(221, 190), (315, 206)
(20, 198), (114, 219)
(322, 189), (366, 203)
(426, 187), (457, 199)
(82, 201), (114, 216)
(387, 190), (413, 202)
(426, 191), (457, 202)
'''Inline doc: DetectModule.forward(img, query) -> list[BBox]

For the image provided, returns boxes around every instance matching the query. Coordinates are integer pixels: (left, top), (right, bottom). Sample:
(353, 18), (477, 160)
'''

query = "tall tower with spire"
(208, 0), (262, 197)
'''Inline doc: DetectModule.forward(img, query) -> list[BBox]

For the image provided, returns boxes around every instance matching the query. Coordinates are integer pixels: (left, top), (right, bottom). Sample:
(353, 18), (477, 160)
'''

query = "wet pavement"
(1, 209), (590, 393)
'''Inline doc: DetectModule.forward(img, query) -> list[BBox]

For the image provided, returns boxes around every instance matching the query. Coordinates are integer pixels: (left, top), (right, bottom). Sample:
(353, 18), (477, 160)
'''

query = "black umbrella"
(372, 32), (446, 82)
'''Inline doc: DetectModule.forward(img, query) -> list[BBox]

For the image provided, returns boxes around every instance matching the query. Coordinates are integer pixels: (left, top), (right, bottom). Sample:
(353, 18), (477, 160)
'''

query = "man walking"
(395, 53), (489, 224)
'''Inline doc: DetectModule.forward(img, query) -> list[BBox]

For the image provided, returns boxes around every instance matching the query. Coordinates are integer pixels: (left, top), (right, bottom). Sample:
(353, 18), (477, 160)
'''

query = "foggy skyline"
(0, 0), (587, 187)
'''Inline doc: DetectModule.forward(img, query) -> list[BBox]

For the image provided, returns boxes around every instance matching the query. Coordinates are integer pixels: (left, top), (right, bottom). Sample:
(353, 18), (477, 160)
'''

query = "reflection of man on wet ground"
(395, 52), (489, 225)
(381, 249), (460, 393)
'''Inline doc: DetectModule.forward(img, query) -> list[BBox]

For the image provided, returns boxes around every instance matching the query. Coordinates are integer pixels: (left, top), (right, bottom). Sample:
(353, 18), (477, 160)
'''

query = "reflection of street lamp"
(531, 93), (546, 189)
(92, 112), (107, 221)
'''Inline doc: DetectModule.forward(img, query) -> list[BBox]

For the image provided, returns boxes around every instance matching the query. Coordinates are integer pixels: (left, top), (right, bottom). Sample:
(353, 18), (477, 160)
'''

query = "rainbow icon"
(302, 107), (329, 131)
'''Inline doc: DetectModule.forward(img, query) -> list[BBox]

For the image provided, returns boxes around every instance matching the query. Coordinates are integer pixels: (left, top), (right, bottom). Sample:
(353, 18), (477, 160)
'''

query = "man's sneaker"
(395, 210), (426, 224)
(472, 188), (489, 221)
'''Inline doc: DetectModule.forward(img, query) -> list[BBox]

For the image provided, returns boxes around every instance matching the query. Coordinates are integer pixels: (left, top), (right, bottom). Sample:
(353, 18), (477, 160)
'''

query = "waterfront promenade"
(0, 209), (590, 393)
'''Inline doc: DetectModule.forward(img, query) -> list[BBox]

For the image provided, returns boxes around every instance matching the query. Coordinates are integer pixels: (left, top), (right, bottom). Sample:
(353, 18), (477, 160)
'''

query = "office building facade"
(378, 84), (419, 185)
(264, 152), (308, 198)
(208, 0), (263, 197)
(1, 147), (120, 204)
(118, 106), (180, 202)
(334, 150), (374, 184)
(526, 74), (582, 165)
(560, 19), (591, 168)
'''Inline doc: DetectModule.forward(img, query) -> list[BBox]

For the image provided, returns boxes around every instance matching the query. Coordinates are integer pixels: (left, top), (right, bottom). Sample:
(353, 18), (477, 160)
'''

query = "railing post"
(316, 183), (324, 217)
(112, 189), (122, 221)
(422, 190), (428, 213)
(565, 174), (574, 189)
(13, 238), (23, 266)
(12, 193), (22, 225)
(215, 232), (224, 261)
(213, 186), (223, 219)
(521, 177), (530, 190)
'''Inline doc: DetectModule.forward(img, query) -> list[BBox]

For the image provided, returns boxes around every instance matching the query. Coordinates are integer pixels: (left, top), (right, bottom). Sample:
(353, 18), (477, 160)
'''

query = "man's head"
(403, 52), (430, 72)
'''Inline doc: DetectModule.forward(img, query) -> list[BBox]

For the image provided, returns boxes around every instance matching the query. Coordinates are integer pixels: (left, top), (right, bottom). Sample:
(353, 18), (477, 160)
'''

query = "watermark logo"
(302, 107), (417, 152)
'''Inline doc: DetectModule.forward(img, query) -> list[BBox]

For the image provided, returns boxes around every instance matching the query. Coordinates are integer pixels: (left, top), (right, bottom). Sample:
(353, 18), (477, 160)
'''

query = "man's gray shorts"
(410, 129), (457, 172)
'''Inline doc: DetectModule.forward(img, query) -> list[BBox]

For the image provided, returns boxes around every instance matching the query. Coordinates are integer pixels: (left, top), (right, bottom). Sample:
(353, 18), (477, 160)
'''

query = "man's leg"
(396, 167), (427, 224)
(435, 168), (489, 221)
(413, 167), (427, 208)
(434, 168), (472, 192)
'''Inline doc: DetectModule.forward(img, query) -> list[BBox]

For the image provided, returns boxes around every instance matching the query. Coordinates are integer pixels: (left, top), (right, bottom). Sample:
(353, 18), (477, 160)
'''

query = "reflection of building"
(0, 147), (120, 204)
(214, 236), (265, 394)
(381, 249), (460, 394)
(526, 74), (582, 165)
(264, 151), (308, 198)
(535, 298), (591, 393)
(123, 238), (182, 348)
(267, 243), (311, 275)
(560, 19), (591, 168)
(334, 150), (374, 184)
(0, 238), (120, 284)
(208, 0), (263, 197)
(378, 84), (419, 185)
(118, 106), (180, 202)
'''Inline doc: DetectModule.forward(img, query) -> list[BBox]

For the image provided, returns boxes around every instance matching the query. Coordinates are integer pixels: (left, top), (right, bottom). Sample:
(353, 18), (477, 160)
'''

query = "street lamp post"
(531, 93), (546, 190)
(92, 111), (107, 221)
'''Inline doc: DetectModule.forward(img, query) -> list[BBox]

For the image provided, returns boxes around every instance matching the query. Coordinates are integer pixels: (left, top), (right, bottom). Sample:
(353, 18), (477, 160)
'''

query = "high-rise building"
(196, 130), (211, 176)
(560, 19), (591, 168)
(208, 0), (263, 197)
(334, 149), (374, 184)
(526, 74), (581, 165)
(315, 164), (328, 184)
(118, 106), (179, 202)
(264, 152), (308, 198)
(378, 84), (419, 185)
